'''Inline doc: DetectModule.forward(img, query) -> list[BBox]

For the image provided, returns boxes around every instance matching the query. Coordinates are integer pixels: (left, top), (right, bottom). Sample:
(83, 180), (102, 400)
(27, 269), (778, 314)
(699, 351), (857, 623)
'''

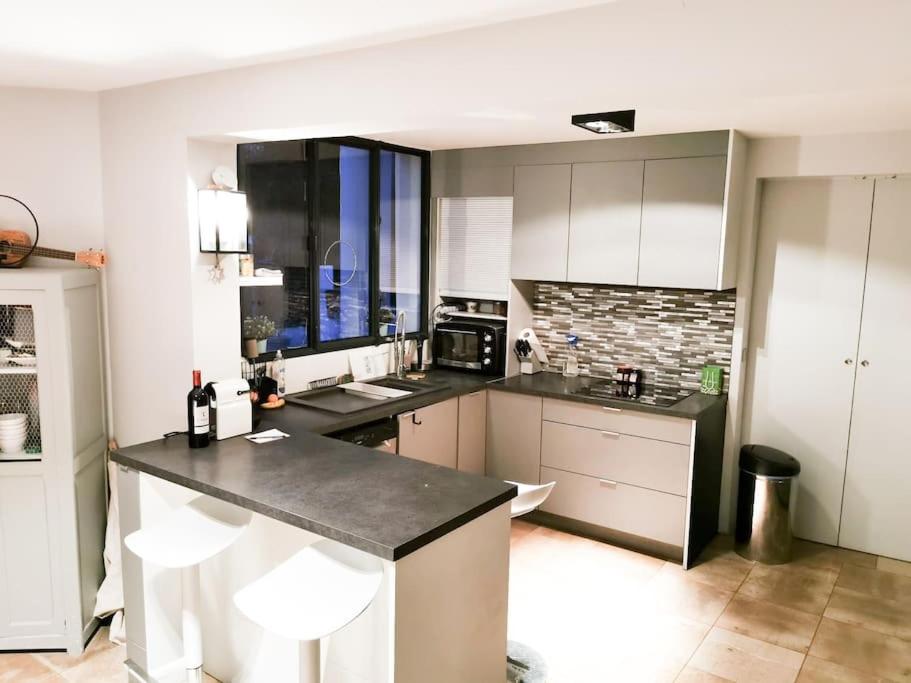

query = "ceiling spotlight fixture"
(571, 110), (635, 134)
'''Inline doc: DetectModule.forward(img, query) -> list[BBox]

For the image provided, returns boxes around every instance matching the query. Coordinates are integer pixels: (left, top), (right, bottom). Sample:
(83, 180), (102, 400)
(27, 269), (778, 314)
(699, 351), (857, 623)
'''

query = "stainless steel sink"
(285, 376), (446, 414)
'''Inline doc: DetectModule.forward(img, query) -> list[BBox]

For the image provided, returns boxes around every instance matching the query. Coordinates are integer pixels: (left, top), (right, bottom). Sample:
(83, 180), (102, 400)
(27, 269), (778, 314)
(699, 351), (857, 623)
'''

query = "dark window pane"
(378, 149), (423, 336)
(317, 143), (371, 342)
(238, 142), (309, 352)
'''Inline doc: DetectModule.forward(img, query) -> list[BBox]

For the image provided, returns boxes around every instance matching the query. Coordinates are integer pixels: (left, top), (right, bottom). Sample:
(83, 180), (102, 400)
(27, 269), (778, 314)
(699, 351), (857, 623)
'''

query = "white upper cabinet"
(437, 197), (513, 300)
(637, 156), (727, 290)
(567, 160), (644, 285)
(510, 164), (571, 281)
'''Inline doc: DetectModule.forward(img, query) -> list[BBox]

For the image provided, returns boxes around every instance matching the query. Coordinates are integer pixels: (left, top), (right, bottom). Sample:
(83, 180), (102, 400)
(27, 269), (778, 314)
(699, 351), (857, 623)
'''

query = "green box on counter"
(700, 365), (723, 395)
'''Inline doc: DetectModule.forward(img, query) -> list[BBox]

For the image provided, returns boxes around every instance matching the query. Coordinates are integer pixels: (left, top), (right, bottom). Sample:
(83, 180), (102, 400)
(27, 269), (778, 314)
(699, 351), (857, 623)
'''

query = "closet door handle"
(844, 359), (854, 366)
(860, 360), (870, 367)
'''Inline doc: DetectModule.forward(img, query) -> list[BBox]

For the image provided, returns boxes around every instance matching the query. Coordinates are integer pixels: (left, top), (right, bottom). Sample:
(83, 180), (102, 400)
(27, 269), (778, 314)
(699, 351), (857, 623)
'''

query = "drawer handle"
(600, 431), (621, 439)
(601, 406), (622, 413)
(599, 479), (618, 489)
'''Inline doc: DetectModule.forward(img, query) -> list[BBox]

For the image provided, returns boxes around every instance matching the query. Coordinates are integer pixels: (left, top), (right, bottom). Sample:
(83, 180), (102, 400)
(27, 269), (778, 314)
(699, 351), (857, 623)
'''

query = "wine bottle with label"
(187, 369), (210, 448)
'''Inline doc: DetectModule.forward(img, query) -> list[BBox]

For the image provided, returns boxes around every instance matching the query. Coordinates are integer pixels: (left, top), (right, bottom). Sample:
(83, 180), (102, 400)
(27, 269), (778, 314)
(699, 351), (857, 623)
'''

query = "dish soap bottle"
(273, 349), (286, 396)
(563, 334), (580, 377)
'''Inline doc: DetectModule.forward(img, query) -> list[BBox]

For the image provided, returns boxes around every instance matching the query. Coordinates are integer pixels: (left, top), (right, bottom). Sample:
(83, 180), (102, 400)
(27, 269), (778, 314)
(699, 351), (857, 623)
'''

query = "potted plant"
(243, 315), (276, 357)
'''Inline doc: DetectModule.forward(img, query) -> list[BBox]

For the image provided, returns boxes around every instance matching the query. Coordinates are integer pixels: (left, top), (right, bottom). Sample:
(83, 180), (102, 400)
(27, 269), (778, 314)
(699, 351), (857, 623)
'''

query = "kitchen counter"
(288, 369), (497, 435)
(111, 411), (515, 561)
(111, 369), (721, 562)
(487, 372), (727, 418)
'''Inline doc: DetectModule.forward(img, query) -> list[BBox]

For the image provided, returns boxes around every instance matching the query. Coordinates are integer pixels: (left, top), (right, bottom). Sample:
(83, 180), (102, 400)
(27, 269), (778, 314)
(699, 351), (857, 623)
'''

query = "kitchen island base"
(118, 470), (511, 683)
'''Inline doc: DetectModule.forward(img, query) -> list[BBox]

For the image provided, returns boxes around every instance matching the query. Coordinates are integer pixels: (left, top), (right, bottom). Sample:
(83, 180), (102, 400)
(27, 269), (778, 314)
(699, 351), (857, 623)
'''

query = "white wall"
(186, 139), (242, 385)
(0, 87), (104, 253)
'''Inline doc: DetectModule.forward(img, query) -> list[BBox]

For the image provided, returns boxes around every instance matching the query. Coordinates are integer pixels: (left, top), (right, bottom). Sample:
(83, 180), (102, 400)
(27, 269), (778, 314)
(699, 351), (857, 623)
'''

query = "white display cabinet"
(0, 268), (107, 654)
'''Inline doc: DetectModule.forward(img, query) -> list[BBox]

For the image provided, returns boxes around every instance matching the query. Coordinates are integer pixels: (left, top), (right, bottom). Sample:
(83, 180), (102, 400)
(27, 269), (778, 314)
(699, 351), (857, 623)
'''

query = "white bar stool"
(124, 495), (252, 683)
(233, 539), (384, 683)
(508, 481), (556, 518)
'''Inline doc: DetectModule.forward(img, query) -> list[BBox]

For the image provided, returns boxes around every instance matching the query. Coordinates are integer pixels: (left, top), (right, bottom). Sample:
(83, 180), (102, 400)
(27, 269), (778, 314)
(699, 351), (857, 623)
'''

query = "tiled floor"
(2, 524), (910, 682)
(509, 520), (911, 682)
(0, 628), (219, 682)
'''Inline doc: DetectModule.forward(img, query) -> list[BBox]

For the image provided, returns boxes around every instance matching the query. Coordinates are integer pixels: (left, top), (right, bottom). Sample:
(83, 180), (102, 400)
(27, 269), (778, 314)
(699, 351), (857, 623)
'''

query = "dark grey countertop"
(486, 372), (726, 420)
(112, 413), (515, 561)
(292, 369), (494, 435)
(112, 368), (722, 561)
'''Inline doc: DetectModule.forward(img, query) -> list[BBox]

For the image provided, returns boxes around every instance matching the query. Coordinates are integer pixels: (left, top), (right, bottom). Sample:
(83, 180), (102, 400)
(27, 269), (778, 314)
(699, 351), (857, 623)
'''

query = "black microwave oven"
(432, 319), (506, 375)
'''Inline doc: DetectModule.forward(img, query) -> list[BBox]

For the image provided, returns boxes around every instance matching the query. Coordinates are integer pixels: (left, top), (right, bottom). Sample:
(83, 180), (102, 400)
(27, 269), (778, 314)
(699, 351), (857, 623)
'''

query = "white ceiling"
(7, 0), (911, 148)
(0, 0), (610, 91)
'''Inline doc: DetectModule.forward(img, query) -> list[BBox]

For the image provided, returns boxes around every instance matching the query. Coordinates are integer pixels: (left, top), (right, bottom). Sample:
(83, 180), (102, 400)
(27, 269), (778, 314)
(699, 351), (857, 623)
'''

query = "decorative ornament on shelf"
(242, 315), (276, 358)
(198, 165), (248, 284)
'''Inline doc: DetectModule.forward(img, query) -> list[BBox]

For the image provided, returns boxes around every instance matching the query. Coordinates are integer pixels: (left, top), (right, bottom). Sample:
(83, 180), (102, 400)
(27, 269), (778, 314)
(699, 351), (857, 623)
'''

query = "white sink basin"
(339, 382), (412, 401)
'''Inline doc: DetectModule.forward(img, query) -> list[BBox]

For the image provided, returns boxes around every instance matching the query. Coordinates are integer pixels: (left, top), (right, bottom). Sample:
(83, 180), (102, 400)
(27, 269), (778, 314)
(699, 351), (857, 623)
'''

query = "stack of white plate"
(0, 413), (28, 453)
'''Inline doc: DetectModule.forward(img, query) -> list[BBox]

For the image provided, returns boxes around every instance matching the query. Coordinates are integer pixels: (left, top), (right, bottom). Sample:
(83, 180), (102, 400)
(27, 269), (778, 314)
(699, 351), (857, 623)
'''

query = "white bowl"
(0, 413), (27, 424)
(0, 425), (27, 434)
(0, 419), (26, 427)
(0, 349), (10, 360)
(0, 429), (27, 439)
(0, 439), (26, 454)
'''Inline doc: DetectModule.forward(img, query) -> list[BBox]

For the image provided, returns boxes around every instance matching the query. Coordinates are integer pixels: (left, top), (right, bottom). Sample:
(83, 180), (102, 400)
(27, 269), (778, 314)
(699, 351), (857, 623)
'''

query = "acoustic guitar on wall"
(0, 230), (106, 269)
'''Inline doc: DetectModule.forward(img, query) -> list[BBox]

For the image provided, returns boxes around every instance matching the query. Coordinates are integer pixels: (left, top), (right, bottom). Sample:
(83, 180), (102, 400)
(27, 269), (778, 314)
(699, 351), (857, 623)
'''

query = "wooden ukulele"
(0, 230), (106, 269)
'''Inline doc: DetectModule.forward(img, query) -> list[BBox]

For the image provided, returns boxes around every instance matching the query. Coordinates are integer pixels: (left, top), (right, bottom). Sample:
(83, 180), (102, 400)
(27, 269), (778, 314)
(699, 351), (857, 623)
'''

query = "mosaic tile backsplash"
(533, 282), (736, 390)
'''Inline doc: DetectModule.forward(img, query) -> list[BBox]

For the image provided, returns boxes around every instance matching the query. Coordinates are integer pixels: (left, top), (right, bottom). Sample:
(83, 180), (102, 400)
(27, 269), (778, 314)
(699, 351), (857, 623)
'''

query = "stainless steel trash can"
(735, 445), (801, 564)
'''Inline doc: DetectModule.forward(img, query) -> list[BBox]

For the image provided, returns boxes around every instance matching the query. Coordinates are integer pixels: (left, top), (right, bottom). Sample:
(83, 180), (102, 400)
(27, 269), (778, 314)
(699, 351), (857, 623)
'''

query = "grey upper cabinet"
(511, 164), (571, 281)
(637, 156), (727, 290)
(567, 160), (644, 285)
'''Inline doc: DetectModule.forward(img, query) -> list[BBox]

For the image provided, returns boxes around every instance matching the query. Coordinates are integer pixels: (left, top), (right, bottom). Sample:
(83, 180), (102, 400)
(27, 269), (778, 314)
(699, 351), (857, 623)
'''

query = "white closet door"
(840, 177), (911, 561)
(744, 178), (872, 545)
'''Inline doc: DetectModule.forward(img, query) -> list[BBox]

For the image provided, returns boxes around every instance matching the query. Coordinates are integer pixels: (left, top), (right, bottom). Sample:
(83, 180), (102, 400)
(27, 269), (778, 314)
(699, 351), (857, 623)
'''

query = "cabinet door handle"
(860, 360), (870, 367)
(600, 431), (621, 439)
(399, 410), (422, 426)
(599, 479), (618, 488)
(602, 406), (622, 413)
(844, 358), (854, 366)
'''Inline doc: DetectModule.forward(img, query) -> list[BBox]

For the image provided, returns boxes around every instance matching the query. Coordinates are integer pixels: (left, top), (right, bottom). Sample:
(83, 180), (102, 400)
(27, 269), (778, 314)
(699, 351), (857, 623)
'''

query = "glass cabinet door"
(0, 302), (42, 460)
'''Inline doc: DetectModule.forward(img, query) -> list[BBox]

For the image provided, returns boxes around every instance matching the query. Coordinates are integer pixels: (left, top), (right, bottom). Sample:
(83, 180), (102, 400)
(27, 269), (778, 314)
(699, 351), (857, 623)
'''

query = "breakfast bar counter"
(112, 415), (515, 683)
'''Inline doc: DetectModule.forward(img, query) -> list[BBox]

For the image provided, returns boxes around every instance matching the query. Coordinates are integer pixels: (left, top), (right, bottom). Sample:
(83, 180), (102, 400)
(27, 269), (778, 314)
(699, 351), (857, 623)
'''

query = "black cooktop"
(570, 380), (694, 408)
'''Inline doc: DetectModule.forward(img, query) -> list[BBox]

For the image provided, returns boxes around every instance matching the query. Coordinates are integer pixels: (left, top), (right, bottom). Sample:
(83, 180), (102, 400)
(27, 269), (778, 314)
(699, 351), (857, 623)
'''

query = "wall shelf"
(447, 311), (507, 321)
(239, 275), (283, 288)
(0, 365), (38, 375)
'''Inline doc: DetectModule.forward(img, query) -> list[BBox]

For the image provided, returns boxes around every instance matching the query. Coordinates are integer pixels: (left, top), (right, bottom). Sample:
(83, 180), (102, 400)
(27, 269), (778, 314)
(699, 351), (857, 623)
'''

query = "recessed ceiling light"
(571, 110), (635, 134)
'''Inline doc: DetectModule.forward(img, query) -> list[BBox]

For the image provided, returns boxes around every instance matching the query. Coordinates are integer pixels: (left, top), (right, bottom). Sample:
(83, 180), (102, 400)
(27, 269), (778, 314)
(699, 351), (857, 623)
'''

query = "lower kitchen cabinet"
(541, 420), (690, 496)
(539, 466), (686, 547)
(398, 397), (459, 469)
(0, 465), (64, 640)
(457, 390), (487, 475)
(526, 395), (724, 568)
(485, 391), (541, 484)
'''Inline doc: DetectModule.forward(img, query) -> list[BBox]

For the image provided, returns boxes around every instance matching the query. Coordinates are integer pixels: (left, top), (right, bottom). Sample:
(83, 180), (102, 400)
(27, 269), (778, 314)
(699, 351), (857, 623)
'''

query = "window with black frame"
(237, 137), (429, 358)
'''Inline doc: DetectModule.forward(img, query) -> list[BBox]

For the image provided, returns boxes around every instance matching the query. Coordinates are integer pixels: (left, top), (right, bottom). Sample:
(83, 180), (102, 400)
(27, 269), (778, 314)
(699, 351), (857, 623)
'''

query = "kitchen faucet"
(394, 309), (407, 379)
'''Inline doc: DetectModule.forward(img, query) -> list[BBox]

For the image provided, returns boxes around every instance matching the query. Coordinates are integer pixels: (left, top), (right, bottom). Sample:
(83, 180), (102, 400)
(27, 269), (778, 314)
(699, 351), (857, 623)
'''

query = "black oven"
(432, 320), (506, 375)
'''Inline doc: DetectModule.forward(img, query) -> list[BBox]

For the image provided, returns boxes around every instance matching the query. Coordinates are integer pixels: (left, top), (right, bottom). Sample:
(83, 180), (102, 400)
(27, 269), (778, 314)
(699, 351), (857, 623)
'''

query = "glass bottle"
(563, 334), (580, 377)
(273, 349), (286, 396)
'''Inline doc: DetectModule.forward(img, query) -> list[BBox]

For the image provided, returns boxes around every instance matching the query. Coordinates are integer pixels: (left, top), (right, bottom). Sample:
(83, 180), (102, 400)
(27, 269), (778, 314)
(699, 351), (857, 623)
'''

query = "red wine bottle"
(187, 370), (210, 448)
